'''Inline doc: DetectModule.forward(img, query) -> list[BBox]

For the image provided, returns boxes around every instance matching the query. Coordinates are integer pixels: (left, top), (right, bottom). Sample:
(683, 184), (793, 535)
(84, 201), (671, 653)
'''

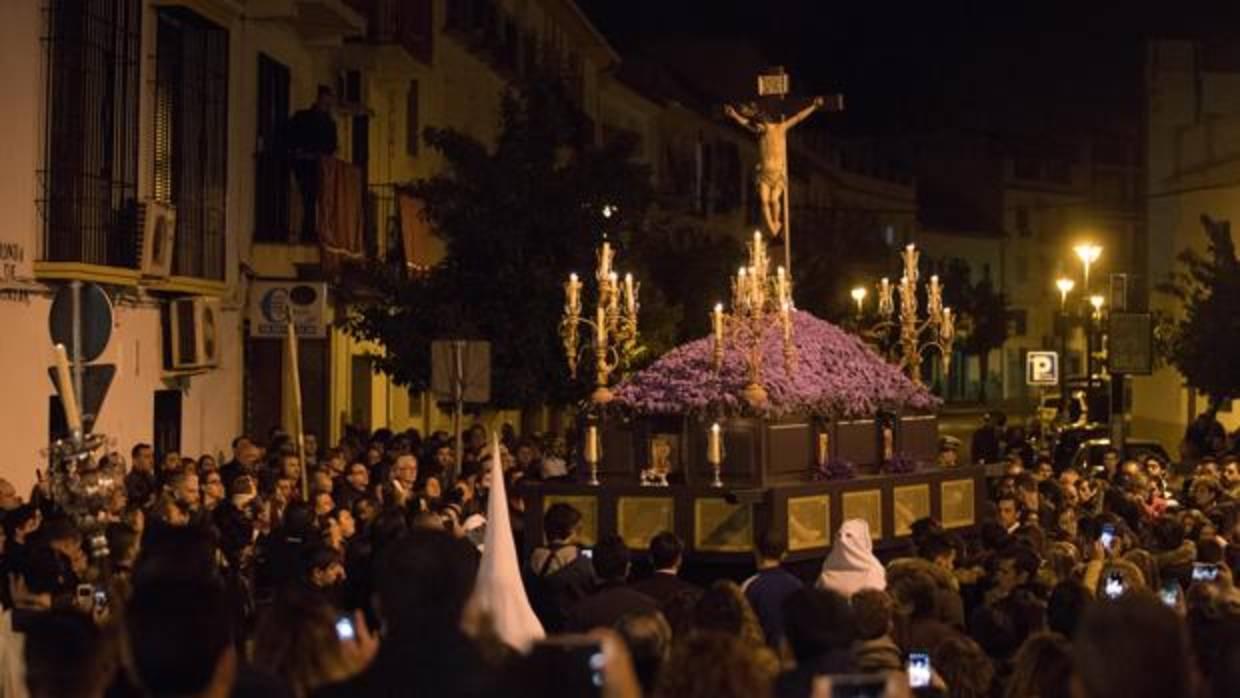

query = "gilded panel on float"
(893, 484), (931, 536)
(694, 498), (753, 552)
(941, 479), (976, 529)
(787, 494), (831, 551)
(841, 490), (883, 540)
(617, 497), (675, 550)
(544, 495), (599, 546)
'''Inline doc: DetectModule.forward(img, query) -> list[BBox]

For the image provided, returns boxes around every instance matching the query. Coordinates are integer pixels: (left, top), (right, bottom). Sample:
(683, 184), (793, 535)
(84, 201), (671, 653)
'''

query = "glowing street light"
(850, 286), (867, 315)
(1055, 277), (1075, 309)
(1074, 242), (1103, 289)
(1089, 294), (1105, 317)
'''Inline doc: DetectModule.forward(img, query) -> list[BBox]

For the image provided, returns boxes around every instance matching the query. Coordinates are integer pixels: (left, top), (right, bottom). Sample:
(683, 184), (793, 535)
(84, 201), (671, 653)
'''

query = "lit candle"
(565, 273), (581, 313)
(600, 241), (612, 277)
(738, 268), (748, 309)
(817, 432), (830, 466)
(624, 273), (635, 314)
(708, 423), (722, 464)
(712, 303), (724, 342)
(596, 305), (607, 346)
(53, 344), (82, 434)
(608, 272), (620, 316)
(776, 266), (787, 304)
(585, 425), (599, 463)
(942, 307), (954, 340)
(930, 274), (940, 295)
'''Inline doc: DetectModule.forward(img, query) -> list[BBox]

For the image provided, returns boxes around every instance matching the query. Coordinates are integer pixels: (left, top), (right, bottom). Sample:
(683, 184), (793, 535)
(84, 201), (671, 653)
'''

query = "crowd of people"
(0, 419), (1237, 698)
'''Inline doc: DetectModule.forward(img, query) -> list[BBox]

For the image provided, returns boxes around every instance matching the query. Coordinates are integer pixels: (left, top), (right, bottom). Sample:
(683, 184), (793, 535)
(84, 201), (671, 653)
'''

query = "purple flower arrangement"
(880, 454), (920, 475)
(612, 310), (940, 419)
(812, 458), (858, 482)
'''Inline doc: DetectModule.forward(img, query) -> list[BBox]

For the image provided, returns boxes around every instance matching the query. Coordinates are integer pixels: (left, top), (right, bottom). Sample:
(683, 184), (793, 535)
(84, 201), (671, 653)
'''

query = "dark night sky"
(578, 0), (1240, 137)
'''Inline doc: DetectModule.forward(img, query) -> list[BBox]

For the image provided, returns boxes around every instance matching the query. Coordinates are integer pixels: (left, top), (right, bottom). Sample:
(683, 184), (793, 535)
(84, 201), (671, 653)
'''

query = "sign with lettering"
(248, 281), (327, 338)
(0, 241), (32, 302)
(1026, 351), (1059, 385)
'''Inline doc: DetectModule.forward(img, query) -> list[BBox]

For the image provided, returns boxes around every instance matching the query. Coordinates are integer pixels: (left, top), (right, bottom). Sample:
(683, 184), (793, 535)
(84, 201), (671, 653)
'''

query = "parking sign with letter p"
(1026, 351), (1059, 385)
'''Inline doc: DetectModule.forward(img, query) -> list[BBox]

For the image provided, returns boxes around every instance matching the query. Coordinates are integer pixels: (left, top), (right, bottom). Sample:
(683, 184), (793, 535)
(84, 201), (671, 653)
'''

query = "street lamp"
(1074, 243), (1102, 290)
(850, 286), (867, 315)
(1055, 277), (1075, 309)
(1089, 294), (1105, 318)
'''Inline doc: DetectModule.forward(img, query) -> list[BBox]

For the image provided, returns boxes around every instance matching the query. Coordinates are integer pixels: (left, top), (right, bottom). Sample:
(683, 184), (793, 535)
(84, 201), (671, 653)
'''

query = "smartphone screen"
(1103, 571), (1125, 599)
(1192, 562), (1219, 582)
(907, 652), (931, 689)
(1160, 581), (1179, 607)
(1100, 524), (1116, 552)
(335, 615), (356, 641)
(93, 588), (108, 610)
(581, 548), (593, 559)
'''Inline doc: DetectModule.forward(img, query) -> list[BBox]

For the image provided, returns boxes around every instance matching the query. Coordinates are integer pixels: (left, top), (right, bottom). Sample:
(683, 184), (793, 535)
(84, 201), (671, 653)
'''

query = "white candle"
(780, 300), (792, 341)
(601, 242), (612, 276)
(624, 273), (635, 314)
(566, 273), (580, 312)
(817, 432), (830, 466)
(712, 303), (724, 342)
(54, 344), (82, 434)
(776, 266), (787, 303)
(708, 423), (722, 464)
(596, 305), (607, 345)
(585, 425), (599, 463)
(608, 272), (620, 315)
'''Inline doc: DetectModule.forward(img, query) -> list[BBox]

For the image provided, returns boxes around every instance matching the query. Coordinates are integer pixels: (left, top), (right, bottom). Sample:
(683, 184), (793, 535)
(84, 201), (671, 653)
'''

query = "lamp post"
(1055, 277), (1075, 421)
(1087, 294), (1104, 378)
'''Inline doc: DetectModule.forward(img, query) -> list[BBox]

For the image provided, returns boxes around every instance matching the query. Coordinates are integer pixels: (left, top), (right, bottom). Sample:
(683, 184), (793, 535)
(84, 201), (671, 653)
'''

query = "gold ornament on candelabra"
(853, 243), (955, 386)
(560, 241), (640, 404)
(711, 231), (797, 407)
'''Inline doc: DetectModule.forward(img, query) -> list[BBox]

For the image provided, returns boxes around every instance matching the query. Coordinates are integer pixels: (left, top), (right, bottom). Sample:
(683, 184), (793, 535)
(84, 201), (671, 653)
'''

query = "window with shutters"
(153, 7), (228, 280)
(39, 0), (142, 267)
(254, 53), (291, 242)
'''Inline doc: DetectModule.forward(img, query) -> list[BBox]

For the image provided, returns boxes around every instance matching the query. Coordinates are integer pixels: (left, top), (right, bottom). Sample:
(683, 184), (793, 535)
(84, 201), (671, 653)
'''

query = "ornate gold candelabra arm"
(559, 311), (580, 379)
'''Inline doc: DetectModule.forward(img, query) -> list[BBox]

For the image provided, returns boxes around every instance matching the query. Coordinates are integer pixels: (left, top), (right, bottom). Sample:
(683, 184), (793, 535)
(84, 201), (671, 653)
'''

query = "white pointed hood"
(470, 432), (545, 651)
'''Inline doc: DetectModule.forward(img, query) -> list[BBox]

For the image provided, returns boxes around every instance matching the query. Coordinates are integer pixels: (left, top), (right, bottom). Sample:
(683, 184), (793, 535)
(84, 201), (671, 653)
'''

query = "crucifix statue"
(725, 67), (843, 277)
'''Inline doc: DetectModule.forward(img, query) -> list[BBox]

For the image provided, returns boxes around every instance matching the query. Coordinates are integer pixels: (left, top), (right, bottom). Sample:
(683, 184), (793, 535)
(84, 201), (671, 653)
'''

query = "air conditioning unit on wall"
(138, 200), (176, 278)
(167, 297), (220, 370)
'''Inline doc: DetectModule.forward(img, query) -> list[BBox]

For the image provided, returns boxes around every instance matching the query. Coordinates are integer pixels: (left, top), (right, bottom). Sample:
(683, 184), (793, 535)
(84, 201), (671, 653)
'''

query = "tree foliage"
(939, 258), (1009, 399)
(345, 80), (656, 407)
(1157, 215), (1240, 409)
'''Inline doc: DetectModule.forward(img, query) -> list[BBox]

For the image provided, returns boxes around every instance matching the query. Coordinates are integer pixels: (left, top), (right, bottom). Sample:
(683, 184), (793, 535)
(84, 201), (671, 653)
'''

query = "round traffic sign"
(49, 282), (114, 362)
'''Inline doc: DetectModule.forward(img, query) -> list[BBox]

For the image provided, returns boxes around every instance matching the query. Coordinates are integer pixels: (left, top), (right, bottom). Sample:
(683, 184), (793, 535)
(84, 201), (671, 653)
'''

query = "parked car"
(1068, 437), (1171, 475)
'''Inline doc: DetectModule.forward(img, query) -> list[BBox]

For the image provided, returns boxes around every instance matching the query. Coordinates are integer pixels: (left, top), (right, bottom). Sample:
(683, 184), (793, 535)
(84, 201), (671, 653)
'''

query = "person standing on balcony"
(286, 86), (339, 241)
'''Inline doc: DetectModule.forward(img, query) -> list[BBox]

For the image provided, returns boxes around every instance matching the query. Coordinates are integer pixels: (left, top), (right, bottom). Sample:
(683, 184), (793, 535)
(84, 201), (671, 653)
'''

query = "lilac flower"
(812, 458), (858, 481)
(613, 310), (940, 418)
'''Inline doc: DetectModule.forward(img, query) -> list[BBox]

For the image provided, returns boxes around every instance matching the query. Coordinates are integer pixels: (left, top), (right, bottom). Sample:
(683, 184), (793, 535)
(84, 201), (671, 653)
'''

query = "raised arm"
(783, 97), (825, 129)
(724, 104), (761, 133)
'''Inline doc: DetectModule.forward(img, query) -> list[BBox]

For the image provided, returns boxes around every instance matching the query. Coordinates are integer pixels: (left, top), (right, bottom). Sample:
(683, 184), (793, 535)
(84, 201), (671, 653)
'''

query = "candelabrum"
(712, 231), (797, 407)
(560, 241), (640, 404)
(855, 244), (955, 386)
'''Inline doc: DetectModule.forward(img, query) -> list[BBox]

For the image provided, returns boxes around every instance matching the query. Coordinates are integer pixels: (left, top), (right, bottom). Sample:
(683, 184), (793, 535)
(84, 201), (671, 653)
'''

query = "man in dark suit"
(566, 535), (656, 632)
(630, 531), (699, 606)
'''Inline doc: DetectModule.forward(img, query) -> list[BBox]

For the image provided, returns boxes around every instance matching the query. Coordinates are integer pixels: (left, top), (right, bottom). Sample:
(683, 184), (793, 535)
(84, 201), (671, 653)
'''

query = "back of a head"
(126, 577), (232, 697)
(1047, 581), (1092, 639)
(134, 523), (220, 587)
(654, 631), (773, 698)
(592, 534), (630, 581)
(543, 502), (581, 542)
(252, 590), (349, 696)
(934, 635), (994, 698)
(886, 566), (938, 620)
(755, 526), (787, 562)
(648, 531), (683, 570)
(24, 610), (111, 698)
(1004, 632), (1071, 698)
(782, 587), (856, 663)
(615, 610), (672, 696)
(1073, 596), (1192, 698)
(17, 544), (75, 597)
(375, 529), (478, 635)
(851, 588), (895, 641)
(692, 581), (749, 636)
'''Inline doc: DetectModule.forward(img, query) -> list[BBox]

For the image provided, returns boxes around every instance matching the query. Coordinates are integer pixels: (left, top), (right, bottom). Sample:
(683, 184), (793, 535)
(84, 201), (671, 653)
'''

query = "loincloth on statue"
(754, 167), (786, 190)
